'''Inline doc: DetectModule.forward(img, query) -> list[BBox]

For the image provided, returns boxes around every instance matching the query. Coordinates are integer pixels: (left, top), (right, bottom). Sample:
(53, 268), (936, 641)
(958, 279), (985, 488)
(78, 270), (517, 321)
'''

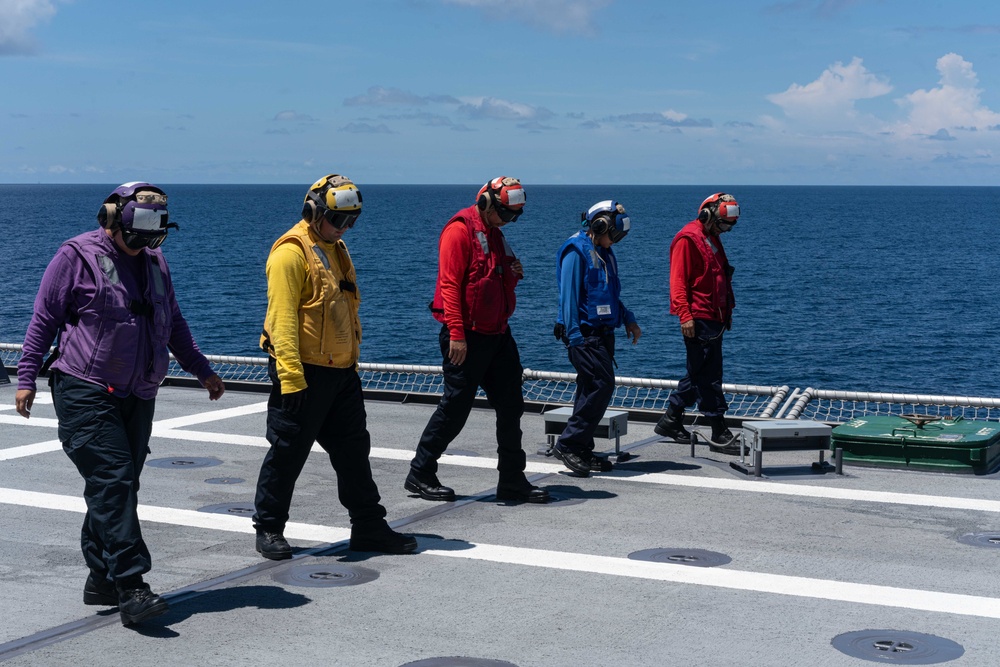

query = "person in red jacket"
(655, 192), (741, 453)
(405, 177), (550, 504)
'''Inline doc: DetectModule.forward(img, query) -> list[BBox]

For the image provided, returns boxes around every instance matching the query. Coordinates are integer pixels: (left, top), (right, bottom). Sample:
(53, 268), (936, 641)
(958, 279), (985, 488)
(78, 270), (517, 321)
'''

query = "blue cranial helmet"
(583, 200), (631, 243)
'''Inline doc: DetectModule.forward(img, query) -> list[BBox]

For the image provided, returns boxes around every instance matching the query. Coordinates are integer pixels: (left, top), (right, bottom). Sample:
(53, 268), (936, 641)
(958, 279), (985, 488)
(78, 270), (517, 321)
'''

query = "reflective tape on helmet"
(504, 186), (525, 207)
(326, 187), (361, 211)
(718, 203), (740, 221)
(130, 206), (168, 232)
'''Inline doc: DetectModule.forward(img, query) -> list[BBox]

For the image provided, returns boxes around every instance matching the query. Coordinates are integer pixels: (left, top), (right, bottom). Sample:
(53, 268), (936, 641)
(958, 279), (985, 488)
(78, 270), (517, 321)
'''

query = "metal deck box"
(542, 407), (629, 460)
(831, 415), (1000, 474)
(731, 419), (835, 477)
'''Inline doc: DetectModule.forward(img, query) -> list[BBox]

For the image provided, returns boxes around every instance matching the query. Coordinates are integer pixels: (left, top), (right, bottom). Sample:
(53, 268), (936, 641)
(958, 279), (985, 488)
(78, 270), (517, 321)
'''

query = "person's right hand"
(281, 389), (307, 416)
(448, 339), (468, 366)
(681, 320), (696, 338)
(15, 389), (35, 419)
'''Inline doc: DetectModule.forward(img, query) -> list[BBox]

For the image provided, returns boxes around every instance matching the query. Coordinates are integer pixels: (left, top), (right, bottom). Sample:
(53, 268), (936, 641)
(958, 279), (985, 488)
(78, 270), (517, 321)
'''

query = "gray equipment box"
(542, 407), (630, 461)
(733, 419), (839, 477)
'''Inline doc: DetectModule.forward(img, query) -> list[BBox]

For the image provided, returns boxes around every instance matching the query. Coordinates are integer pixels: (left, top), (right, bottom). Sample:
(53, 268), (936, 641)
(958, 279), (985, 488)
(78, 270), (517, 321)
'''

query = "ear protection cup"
(302, 199), (317, 223)
(477, 191), (493, 212)
(698, 207), (712, 224)
(97, 202), (120, 229)
(590, 214), (610, 236)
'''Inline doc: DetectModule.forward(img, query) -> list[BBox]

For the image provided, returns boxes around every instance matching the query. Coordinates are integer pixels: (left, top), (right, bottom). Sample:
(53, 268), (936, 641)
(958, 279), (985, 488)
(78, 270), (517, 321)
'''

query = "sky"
(2, 0), (1000, 185)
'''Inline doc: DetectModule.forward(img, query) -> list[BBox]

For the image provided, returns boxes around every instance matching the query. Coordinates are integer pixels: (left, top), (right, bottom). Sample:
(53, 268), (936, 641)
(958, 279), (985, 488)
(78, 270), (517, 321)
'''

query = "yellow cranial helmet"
(302, 174), (362, 229)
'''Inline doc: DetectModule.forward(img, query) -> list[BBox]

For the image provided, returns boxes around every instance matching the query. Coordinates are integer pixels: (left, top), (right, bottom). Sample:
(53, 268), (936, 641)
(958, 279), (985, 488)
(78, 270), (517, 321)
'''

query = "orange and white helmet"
(697, 192), (740, 224)
(476, 176), (526, 222)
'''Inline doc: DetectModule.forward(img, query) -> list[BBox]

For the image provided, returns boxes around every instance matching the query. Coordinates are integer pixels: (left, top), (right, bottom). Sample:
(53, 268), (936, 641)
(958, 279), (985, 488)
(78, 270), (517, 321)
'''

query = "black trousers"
(557, 332), (616, 455)
(411, 326), (527, 481)
(253, 360), (387, 532)
(669, 319), (728, 417)
(51, 371), (155, 583)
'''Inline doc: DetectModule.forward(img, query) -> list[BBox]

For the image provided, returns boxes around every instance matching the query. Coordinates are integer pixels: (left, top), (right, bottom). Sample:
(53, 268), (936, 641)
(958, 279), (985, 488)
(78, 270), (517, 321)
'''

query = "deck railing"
(4, 343), (999, 423)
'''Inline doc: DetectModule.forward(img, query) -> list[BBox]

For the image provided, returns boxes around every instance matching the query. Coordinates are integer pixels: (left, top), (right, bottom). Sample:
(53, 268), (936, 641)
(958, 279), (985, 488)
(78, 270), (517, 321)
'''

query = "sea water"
(1, 184), (998, 397)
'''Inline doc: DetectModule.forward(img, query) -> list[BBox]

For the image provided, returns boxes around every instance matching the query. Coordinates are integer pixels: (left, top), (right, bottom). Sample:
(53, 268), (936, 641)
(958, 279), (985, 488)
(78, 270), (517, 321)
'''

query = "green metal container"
(831, 415), (1000, 474)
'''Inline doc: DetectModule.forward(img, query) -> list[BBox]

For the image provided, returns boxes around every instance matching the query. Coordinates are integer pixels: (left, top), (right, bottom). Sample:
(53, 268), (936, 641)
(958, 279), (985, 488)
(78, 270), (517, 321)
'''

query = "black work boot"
(496, 474), (551, 503)
(404, 469), (456, 502)
(707, 416), (740, 454)
(83, 570), (118, 607)
(117, 578), (169, 626)
(350, 521), (418, 554)
(552, 444), (591, 477)
(587, 452), (614, 472)
(654, 405), (692, 444)
(255, 530), (293, 560)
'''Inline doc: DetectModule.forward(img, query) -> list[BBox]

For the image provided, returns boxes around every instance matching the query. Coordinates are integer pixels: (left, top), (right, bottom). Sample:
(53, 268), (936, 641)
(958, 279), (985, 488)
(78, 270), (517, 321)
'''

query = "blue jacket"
(556, 231), (635, 347)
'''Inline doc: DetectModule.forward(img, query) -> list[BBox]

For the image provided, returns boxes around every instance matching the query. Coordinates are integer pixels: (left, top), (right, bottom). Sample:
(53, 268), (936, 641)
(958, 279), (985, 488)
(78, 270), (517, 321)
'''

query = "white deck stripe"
(422, 542), (1000, 620)
(0, 440), (62, 461)
(0, 487), (348, 543)
(150, 429), (1000, 515)
(0, 415), (59, 428)
(152, 402), (268, 430)
(0, 486), (998, 620)
(6, 421), (1000, 514)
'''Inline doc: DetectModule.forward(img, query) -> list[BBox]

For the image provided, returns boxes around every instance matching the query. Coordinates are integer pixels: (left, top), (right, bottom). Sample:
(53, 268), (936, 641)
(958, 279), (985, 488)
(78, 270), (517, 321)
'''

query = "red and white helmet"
(698, 192), (740, 224)
(477, 176), (526, 216)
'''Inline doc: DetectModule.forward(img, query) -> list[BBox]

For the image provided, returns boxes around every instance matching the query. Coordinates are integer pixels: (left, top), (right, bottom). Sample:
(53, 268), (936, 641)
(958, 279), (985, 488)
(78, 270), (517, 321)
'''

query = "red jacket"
(669, 220), (734, 325)
(431, 205), (519, 339)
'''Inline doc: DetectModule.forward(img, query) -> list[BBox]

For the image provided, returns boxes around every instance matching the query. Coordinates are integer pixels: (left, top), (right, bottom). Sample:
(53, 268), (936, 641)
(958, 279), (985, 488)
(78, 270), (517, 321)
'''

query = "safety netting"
(3, 343), (998, 422)
(787, 388), (1000, 423)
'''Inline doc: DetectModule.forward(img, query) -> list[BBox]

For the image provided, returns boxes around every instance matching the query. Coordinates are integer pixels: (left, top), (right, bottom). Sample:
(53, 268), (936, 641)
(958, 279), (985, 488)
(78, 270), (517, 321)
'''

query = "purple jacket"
(17, 229), (213, 399)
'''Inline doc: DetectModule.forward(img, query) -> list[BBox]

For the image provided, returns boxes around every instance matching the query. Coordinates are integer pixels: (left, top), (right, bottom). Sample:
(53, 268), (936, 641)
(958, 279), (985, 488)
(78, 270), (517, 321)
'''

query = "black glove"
(553, 323), (566, 342)
(281, 389), (307, 416)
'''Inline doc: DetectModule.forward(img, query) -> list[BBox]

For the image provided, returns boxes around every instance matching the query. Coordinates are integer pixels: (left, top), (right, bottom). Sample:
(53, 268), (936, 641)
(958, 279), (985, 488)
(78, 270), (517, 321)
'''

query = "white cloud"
(344, 86), (459, 107)
(272, 111), (317, 122)
(457, 96), (554, 121)
(0, 0), (58, 54)
(895, 53), (1000, 137)
(441, 0), (611, 35)
(605, 110), (713, 128)
(767, 57), (891, 124)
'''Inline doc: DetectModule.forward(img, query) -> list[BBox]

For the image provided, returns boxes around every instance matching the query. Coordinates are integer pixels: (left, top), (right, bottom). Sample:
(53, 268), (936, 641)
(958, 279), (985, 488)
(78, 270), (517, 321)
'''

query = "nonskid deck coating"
(1, 384), (1000, 666)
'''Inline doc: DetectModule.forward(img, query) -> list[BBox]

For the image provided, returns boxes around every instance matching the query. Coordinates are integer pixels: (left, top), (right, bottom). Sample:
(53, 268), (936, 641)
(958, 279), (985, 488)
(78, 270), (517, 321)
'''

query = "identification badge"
(596, 305), (612, 316)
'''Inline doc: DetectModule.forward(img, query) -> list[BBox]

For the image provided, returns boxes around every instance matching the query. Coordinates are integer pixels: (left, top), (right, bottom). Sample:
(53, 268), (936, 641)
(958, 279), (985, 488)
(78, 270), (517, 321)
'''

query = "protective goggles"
(608, 216), (631, 244)
(495, 205), (522, 223)
(122, 229), (167, 250)
(320, 207), (360, 230)
(123, 204), (171, 249)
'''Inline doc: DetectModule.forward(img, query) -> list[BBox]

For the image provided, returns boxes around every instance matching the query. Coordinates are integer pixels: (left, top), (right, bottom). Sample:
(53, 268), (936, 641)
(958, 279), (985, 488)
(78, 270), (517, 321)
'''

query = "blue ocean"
(1, 184), (997, 397)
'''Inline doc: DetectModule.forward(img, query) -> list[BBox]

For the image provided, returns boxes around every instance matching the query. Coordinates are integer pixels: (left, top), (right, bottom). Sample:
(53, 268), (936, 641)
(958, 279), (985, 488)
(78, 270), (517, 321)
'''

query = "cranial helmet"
(697, 193), (740, 225)
(97, 182), (175, 250)
(582, 200), (631, 243)
(476, 176), (525, 223)
(302, 174), (362, 230)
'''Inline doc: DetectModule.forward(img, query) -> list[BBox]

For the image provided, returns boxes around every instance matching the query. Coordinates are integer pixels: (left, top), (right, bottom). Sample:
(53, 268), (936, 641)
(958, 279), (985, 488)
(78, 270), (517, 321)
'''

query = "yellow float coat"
(261, 221), (361, 393)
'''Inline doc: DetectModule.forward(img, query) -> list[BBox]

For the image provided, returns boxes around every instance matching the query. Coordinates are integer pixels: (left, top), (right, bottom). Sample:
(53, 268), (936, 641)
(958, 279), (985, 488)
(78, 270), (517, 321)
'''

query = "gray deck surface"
(1, 383), (999, 666)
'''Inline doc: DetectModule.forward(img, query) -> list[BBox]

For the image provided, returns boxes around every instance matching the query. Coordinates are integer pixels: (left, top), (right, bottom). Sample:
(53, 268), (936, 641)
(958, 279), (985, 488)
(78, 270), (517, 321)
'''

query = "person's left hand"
(203, 374), (225, 400)
(15, 389), (35, 419)
(626, 322), (642, 345)
(511, 259), (524, 279)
